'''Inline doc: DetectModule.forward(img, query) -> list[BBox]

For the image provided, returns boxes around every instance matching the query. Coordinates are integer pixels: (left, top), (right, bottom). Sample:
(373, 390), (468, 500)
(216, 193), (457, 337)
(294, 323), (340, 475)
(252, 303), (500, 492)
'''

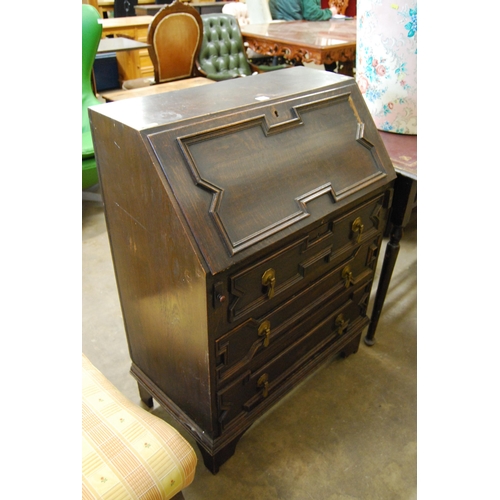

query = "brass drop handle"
(257, 373), (269, 398)
(335, 313), (350, 336)
(258, 320), (271, 347)
(351, 217), (364, 243)
(341, 265), (353, 289)
(261, 268), (276, 299)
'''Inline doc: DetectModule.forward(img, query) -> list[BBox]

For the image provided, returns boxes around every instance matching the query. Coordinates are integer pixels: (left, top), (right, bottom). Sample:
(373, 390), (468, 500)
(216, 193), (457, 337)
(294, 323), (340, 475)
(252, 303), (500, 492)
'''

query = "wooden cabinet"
(89, 67), (396, 473)
(99, 15), (154, 80)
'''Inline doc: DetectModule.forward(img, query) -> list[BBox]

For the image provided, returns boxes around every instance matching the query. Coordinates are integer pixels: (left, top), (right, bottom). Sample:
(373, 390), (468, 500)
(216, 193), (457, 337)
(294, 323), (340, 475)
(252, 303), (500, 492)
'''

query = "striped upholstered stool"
(82, 354), (197, 499)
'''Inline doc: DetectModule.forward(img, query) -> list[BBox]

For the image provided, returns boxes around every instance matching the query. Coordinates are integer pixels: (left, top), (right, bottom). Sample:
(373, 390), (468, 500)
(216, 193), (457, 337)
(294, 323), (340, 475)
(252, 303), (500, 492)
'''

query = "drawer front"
(140, 53), (154, 77)
(227, 194), (386, 324)
(215, 236), (380, 385)
(216, 283), (371, 432)
(136, 27), (154, 78)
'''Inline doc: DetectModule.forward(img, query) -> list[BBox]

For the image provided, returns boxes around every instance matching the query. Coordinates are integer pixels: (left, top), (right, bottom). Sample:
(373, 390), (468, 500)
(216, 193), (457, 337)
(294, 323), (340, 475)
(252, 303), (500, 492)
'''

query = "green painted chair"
(82, 4), (103, 193)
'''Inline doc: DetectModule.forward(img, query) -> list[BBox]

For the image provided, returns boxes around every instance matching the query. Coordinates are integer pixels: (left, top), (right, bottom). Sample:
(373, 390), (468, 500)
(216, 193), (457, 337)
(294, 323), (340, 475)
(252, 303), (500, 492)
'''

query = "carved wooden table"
(364, 131), (417, 345)
(241, 20), (356, 75)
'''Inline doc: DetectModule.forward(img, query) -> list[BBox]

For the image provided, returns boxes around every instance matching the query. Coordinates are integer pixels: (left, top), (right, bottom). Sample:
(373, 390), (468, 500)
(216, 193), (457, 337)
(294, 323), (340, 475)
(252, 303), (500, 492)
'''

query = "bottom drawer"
(216, 282), (371, 432)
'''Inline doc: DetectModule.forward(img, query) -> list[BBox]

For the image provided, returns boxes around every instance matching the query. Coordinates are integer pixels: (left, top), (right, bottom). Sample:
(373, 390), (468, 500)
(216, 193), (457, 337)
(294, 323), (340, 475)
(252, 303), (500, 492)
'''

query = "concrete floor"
(82, 198), (417, 500)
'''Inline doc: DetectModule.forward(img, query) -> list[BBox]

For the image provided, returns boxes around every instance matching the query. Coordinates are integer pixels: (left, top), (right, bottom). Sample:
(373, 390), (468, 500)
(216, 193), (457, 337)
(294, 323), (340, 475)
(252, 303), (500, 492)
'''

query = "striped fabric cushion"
(82, 354), (197, 499)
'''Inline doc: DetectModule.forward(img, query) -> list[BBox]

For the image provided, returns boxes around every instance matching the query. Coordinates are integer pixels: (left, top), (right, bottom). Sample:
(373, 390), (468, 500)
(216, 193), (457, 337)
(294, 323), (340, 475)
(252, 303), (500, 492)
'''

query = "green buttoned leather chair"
(82, 4), (103, 194)
(197, 13), (289, 81)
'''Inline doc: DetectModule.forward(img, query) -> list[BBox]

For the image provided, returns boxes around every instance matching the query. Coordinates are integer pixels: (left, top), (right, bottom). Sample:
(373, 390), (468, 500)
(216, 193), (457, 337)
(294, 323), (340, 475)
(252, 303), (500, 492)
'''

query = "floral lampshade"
(356, 0), (417, 135)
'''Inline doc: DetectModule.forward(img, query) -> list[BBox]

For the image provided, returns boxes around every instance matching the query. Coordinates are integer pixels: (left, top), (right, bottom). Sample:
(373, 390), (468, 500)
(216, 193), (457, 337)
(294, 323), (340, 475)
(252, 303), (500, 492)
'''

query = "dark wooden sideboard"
(89, 67), (396, 473)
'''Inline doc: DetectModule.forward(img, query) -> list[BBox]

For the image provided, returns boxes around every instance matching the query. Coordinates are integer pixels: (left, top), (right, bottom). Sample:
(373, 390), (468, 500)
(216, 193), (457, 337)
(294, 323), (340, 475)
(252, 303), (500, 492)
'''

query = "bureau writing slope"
(90, 67), (396, 474)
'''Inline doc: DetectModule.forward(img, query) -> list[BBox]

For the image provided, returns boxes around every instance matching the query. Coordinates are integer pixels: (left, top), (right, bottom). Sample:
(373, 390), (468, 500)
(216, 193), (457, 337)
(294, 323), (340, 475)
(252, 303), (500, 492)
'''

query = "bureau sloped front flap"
(146, 76), (395, 274)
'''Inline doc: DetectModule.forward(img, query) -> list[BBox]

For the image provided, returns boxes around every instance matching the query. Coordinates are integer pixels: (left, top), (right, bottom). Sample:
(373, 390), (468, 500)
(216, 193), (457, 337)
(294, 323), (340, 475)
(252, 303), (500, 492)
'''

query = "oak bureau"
(89, 67), (396, 473)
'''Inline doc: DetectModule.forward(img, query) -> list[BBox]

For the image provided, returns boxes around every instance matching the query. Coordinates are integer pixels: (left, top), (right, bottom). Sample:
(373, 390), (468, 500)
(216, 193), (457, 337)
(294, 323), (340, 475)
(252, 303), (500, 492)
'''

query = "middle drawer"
(215, 258), (374, 387)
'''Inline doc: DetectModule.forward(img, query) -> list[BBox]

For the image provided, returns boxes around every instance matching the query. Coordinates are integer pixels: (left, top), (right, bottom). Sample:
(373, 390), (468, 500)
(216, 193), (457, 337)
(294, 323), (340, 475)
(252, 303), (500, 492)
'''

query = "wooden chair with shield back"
(123, 0), (204, 89)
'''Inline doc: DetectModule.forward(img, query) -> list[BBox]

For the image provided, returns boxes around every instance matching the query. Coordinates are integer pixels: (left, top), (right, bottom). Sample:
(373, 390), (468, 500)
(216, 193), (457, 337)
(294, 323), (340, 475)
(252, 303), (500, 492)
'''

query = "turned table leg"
(365, 174), (416, 346)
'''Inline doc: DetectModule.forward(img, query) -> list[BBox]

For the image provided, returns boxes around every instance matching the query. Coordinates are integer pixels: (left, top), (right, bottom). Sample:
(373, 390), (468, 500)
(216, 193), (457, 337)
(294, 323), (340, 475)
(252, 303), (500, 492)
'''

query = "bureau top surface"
(90, 67), (396, 274)
(90, 67), (353, 130)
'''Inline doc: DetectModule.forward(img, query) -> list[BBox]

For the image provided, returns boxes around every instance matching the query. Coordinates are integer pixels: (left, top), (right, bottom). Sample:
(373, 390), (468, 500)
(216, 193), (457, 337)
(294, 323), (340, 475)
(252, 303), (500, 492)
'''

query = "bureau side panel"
(90, 111), (214, 432)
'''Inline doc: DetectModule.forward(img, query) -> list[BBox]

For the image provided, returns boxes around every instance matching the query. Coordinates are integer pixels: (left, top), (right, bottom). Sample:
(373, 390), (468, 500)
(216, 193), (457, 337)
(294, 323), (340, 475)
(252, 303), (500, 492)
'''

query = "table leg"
(337, 60), (354, 76)
(324, 62), (337, 72)
(365, 175), (416, 345)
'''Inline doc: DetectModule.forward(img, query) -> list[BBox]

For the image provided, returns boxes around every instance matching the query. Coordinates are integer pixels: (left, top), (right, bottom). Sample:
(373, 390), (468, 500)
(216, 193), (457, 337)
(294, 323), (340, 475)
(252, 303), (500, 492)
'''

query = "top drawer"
(226, 193), (387, 324)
